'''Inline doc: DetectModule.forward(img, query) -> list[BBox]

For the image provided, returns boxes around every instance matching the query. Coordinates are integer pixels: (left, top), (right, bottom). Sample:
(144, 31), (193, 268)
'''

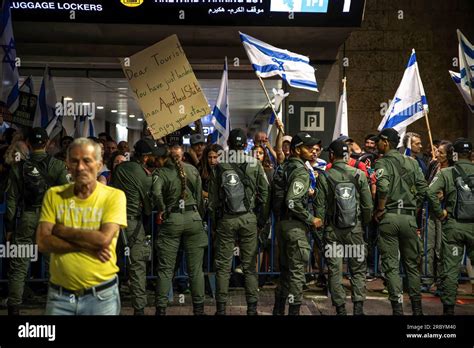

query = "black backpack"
(271, 160), (300, 218)
(217, 162), (253, 214)
(326, 166), (360, 229)
(21, 155), (53, 209)
(453, 164), (474, 221)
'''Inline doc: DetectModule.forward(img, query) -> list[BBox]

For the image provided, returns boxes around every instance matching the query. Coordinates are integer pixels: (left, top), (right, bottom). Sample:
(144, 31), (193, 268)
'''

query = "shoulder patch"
(292, 180), (305, 195)
(375, 168), (384, 179)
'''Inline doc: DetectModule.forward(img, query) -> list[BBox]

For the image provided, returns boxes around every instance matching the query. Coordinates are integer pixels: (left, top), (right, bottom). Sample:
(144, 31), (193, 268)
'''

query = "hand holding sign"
(121, 35), (210, 139)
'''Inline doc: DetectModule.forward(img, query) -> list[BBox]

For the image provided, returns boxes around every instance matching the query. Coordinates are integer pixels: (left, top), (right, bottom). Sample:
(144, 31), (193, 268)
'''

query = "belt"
(49, 277), (117, 297)
(127, 215), (142, 220)
(169, 205), (197, 213)
(386, 208), (417, 216)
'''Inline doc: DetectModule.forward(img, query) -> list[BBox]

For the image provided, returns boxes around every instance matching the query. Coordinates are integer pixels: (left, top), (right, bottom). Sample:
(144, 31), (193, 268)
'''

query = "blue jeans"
(45, 277), (121, 315)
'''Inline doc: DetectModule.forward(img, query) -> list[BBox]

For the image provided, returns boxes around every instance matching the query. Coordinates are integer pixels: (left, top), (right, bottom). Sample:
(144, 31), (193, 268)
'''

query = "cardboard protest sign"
(121, 35), (210, 139)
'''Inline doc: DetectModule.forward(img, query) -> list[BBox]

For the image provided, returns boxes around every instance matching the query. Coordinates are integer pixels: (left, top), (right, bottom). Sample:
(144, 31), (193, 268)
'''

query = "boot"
(335, 304), (347, 315)
(391, 301), (404, 316)
(154, 307), (166, 316)
(443, 305), (455, 316)
(193, 302), (205, 316)
(247, 302), (258, 316)
(353, 301), (364, 316)
(215, 302), (226, 316)
(7, 305), (19, 316)
(411, 300), (423, 316)
(272, 296), (286, 316)
(134, 308), (145, 316)
(288, 304), (301, 316)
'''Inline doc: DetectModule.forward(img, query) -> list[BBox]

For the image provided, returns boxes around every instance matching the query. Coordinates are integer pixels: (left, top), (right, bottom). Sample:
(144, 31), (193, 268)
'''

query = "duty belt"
(49, 277), (117, 297)
(386, 208), (417, 216)
(169, 205), (197, 213)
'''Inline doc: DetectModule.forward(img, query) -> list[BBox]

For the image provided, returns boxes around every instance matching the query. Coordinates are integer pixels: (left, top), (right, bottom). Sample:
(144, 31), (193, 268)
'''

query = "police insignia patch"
(293, 181), (305, 195)
(375, 168), (384, 179)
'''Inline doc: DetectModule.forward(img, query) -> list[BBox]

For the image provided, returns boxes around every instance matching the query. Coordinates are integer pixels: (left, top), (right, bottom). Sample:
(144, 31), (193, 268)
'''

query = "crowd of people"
(0, 115), (473, 316)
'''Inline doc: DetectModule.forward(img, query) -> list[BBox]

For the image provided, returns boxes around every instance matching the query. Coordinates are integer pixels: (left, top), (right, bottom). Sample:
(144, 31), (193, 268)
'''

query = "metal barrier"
(0, 201), (473, 285)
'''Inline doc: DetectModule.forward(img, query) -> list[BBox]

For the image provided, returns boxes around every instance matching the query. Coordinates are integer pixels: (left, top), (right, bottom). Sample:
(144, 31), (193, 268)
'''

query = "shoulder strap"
(385, 155), (414, 188)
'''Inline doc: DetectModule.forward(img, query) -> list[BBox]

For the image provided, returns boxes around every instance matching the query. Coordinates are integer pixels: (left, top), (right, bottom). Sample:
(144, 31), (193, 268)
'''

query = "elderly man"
(37, 138), (127, 315)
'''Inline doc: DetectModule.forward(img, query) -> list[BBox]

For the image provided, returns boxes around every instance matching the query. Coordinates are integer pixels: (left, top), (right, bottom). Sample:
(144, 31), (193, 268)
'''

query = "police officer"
(427, 138), (474, 315)
(208, 128), (270, 315)
(110, 138), (158, 315)
(272, 132), (322, 316)
(373, 128), (430, 315)
(152, 144), (208, 315)
(315, 140), (373, 315)
(6, 127), (68, 315)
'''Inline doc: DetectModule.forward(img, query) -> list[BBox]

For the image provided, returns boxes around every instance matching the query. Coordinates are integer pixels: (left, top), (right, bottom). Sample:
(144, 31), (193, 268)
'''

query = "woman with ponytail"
(152, 144), (207, 316)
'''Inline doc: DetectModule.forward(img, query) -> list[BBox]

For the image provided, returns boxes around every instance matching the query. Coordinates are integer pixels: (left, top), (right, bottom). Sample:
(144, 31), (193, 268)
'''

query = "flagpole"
(423, 109), (436, 160)
(257, 75), (285, 134)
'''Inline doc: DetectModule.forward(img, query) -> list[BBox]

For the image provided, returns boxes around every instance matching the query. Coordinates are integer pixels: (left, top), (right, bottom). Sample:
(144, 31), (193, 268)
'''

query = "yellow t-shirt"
(39, 182), (127, 290)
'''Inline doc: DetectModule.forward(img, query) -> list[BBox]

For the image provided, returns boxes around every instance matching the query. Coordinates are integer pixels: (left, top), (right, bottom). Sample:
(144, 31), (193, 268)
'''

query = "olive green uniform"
(152, 161), (208, 310)
(315, 160), (373, 307)
(110, 160), (154, 311)
(427, 159), (474, 306)
(274, 157), (315, 307)
(374, 149), (431, 305)
(6, 151), (68, 307)
(208, 152), (270, 307)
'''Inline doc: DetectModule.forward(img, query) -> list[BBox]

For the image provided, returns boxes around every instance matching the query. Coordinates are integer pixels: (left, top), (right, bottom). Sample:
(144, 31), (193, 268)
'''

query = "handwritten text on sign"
(121, 35), (210, 139)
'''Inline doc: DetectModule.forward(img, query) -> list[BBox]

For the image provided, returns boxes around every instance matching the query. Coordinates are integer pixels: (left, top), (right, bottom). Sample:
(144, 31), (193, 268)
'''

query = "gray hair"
(67, 137), (102, 163)
(403, 132), (421, 148)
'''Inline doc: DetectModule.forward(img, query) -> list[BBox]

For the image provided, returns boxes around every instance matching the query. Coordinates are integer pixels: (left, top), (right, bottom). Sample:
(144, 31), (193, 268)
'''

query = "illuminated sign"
(270, 0), (329, 13)
(10, 0), (365, 27)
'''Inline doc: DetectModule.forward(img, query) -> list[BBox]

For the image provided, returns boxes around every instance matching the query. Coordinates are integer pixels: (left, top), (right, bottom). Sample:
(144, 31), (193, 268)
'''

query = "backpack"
(217, 162), (252, 214)
(21, 155), (53, 209)
(326, 166), (360, 229)
(453, 164), (474, 221)
(271, 160), (301, 218)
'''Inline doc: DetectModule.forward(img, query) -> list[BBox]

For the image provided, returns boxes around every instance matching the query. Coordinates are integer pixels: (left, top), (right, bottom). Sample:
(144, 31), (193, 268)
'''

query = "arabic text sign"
(122, 35), (210, 139)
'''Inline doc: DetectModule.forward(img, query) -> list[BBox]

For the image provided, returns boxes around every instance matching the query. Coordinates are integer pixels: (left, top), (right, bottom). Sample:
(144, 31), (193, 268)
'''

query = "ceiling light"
(117, 87), (128, 90)
(63, 97), (73, 101)
(137, 118), (143, 121)
(129, 114), (135, 118)
(119, 112), (127, 115)
(111, 109), (118, 113)
(96, 106), (104, 110)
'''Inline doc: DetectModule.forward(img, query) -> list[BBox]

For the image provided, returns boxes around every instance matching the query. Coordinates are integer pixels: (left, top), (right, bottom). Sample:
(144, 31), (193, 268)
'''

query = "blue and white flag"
(378, 49), (428, 132)
(404, 134), (412, 156)
(211, 58), (230, 148)
(332, 77), (348, 140)
(88, 118), (96, 137)
(0, 0), (19, 112)
(19, 76), (34, 94)
(240, 32), (318, 92)
(449, 30), (474, 113)
(33, 66), (58, 128)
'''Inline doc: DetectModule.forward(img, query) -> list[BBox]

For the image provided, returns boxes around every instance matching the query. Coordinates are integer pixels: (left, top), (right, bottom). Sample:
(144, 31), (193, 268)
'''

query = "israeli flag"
(0, 0), (19, 112)
(332, 77), (348, 140)
(19, 76), (34, 94)
(33, 66), (58, 128)
(378, 49), (428, 132)
(240, 32), (318, 92)
(88, 118), (96, 137)
(211, 58), (230, 147)
(449, 30), (474, 113)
